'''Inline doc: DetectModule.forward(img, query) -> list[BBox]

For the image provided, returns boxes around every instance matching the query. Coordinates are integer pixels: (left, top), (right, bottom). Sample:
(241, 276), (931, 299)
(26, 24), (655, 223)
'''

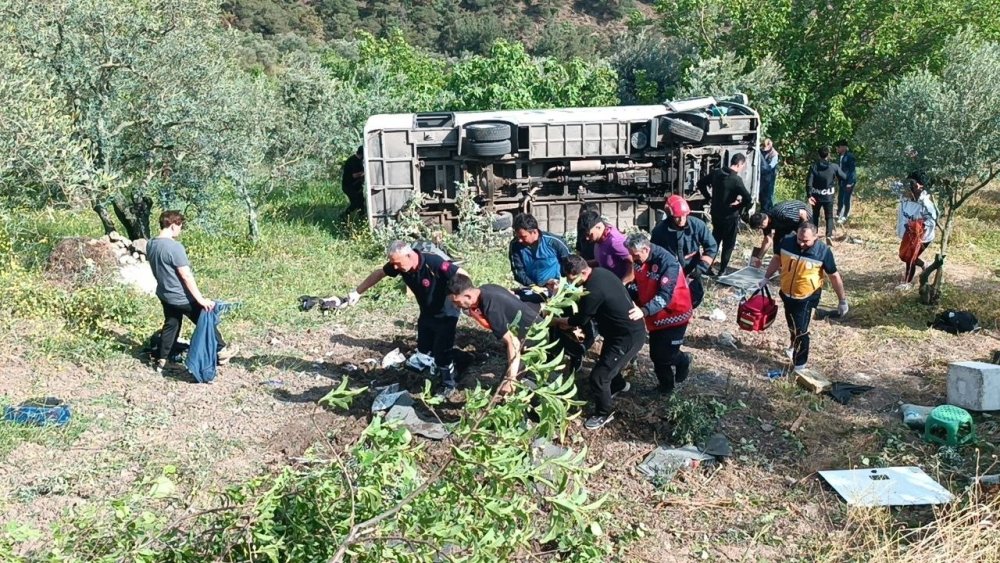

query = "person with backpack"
(806, 147), (847, 243)
(651, 195), (717, 309)
(896, 171), (938, 290)
(760, 222), (848, 371)
(625, 233), (693, 395)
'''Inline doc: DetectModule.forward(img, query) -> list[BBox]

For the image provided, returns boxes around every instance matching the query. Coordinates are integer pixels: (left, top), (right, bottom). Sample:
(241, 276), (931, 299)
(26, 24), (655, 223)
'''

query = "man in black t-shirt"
(448, 275), (543, 396)
(748, 200), (812, 267)
(554, 255), (647, 430)
(339, 240), (468, 393)
(341, 146), (365, 216)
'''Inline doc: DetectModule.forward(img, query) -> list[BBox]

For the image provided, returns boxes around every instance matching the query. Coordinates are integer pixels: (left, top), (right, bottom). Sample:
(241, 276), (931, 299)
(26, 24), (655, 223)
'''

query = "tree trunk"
(92, 200), (119, 235)
(920, 202), (954, 306)
(110, 193), (153, 241)
(237, 183), (260, 242)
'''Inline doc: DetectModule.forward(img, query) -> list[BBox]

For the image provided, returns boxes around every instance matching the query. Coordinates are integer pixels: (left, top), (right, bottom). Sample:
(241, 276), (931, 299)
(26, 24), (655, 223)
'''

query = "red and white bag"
(737, 285), (779, 332)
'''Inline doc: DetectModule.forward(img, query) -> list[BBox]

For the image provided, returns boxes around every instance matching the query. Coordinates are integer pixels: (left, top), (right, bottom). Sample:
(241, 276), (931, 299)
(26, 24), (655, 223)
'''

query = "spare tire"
(465, 122), (512, 142)
(466, 139), (511, 158)
(491, 211), (513, 231)
(663, 117), (705, 142)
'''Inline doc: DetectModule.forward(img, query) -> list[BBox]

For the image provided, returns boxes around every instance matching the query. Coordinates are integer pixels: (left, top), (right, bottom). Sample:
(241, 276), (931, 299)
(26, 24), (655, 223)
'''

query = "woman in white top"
(896, 171), (938, 288)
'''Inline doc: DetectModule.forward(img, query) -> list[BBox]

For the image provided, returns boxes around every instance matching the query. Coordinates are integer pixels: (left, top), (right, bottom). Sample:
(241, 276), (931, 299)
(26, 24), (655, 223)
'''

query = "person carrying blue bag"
(147, 211), (237, 378)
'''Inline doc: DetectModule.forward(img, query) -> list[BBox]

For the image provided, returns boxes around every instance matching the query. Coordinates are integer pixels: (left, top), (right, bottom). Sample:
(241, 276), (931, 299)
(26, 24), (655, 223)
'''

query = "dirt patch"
(44, 237), (119, 287)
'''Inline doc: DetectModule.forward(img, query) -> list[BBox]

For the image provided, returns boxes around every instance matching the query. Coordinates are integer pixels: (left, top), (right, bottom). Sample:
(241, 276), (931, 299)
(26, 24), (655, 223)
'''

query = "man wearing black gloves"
(554, 255), (646, 430)
(651, 194), (717, 309)
(625, 233), (694, 395)
(698, 153), (752, 276)
(806, 146), (847, 243)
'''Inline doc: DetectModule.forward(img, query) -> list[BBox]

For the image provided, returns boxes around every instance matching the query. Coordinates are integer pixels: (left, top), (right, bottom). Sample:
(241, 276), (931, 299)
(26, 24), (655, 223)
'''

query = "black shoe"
(674, 353), (692, 384)
(657, 383), (675, 395)
(584, 413), (614, 430)
(299, 295), (321, 311)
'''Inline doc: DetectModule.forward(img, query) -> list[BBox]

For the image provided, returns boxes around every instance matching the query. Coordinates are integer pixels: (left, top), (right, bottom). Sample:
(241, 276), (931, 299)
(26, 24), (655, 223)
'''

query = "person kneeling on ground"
(553, 255), (647, 430)
(336, 240), (468, 394)
(448, 275), (579, 396)
(651, 195), (717, 309)
(625, 233), (694, 395)
(760, 223), (848, 371)
(748, 200), (812, 268)
(147, 211), (235, 374)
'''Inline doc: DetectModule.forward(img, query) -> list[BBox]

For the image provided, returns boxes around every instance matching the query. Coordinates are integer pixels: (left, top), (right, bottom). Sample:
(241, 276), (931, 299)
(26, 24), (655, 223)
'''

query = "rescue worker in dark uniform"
(341, 145), (366, 216)
(650, 194), (718, 309)
(697, 153), (752, 276)
(339, 240), (468, 393)
(625, 233), (694, 395)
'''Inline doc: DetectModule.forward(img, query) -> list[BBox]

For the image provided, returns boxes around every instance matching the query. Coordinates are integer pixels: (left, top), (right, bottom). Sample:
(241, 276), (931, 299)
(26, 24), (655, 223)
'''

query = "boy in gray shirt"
(147, 211), (233, 373)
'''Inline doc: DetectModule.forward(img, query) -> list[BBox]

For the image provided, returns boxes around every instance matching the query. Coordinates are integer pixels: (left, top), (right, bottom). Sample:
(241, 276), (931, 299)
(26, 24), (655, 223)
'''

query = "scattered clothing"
(186, 301), (237, 383)
(828, 382), (873, 405)
(929, 310), (980, 335)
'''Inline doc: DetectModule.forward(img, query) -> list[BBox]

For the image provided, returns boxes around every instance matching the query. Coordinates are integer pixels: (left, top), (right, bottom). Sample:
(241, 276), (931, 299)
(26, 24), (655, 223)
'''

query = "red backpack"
(738, 285), (779, 332)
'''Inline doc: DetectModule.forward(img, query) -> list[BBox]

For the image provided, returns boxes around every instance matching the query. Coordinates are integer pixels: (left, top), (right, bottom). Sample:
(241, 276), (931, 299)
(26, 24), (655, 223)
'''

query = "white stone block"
(947, 361), (1000, 411)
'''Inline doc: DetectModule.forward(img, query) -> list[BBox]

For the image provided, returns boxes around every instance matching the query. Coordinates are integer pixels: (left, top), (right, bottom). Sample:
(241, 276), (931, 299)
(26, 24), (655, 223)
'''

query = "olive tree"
(857, 30), (1000, 304)
(0, 0), (242, 239)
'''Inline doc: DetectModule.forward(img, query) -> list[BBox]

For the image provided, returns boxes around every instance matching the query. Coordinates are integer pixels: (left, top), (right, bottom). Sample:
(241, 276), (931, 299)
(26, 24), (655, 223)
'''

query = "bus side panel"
(366, 129), (419, 227)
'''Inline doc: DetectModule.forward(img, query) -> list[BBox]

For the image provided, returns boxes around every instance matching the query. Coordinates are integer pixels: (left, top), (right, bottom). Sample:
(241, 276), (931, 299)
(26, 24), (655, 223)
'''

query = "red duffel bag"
(738, 285), (779, 332)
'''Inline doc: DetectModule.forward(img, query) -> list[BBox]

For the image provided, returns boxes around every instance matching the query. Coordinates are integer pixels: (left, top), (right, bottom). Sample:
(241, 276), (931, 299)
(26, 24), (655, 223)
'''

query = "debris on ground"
(698, 433), (732, 459)
(795, 368), (832, 393)
(371, 383), (450, 440)
(827, 382), (874, 405)
(900, 404), (935, 430)
(637, 446), (714, 485)
(381, 348), (406, 369)
(717, 332), (738, 349)
(3, 397), (72, 426)
(819, 466), (954, 506)
(765, 368), (785, 380)
(709, 308), (727, 322)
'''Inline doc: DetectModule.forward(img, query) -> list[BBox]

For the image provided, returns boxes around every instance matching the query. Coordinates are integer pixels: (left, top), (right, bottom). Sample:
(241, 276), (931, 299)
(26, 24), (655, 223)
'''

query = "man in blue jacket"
(758, 138), (779, 212)
(651, 195), (717, 309)
(835, 140), (857, 224)
(509, 213), (570, 289)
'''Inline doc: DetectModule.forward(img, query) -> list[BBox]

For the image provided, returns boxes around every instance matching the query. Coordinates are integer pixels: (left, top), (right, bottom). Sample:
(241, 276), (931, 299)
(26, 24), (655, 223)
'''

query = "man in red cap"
(625, 233), (694, 394)
(650, 195), (717, 309)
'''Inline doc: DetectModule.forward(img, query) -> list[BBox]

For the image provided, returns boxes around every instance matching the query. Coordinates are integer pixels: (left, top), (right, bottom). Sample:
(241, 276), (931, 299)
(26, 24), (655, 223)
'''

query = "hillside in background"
(222, 0), (650, 59)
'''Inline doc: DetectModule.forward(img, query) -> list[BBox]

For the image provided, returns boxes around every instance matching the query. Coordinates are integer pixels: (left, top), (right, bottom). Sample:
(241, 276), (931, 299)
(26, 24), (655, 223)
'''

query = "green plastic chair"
(923, 405), (976, 447)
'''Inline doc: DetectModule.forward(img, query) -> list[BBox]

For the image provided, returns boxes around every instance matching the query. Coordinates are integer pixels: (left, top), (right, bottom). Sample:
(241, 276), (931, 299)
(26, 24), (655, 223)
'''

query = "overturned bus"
(362, 95), (761, 235)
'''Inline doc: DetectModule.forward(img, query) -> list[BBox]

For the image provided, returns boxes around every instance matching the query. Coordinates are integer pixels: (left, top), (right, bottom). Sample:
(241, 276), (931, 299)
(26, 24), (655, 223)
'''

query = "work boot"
(435, 363), (458, 397)
(674, 352), (692, 384)
(655, 366), (675, 394)
(584, 413), (614, 430)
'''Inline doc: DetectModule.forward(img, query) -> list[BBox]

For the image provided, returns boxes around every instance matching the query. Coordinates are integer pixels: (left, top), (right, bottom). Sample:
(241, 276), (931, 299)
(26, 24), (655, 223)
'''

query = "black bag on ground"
(929, 310), (980, 335)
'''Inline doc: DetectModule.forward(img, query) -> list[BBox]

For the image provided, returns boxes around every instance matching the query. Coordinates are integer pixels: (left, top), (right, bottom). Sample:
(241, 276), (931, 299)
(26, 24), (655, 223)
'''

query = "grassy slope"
(2, 179), (999, 560)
